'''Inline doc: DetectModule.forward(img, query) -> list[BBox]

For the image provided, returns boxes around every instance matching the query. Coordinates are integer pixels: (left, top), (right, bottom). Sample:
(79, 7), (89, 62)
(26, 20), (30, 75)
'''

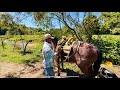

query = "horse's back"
(72, 41), (98, 68)
(80, 42), (98, 58)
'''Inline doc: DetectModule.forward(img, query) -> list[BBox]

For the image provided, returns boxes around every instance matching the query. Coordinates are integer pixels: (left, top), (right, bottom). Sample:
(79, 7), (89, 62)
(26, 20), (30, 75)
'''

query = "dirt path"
(0, 61), (66, 78)
(0, 61), (120, 78)
(0, 61), (45, 78)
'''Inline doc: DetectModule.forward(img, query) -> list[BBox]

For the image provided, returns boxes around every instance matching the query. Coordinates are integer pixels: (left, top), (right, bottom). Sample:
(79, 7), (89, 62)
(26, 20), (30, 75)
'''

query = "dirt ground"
(0, 61), (66, 78)
(0, 61), (120, 78)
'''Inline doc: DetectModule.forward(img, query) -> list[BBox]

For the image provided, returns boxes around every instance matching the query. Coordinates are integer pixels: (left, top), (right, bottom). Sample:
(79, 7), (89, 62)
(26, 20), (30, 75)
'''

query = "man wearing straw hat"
(42, 34), (59, 78)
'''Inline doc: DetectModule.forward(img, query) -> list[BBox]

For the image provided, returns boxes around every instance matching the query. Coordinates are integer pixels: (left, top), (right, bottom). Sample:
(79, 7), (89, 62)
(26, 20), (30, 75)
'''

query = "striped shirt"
(42, 42), (56, 68)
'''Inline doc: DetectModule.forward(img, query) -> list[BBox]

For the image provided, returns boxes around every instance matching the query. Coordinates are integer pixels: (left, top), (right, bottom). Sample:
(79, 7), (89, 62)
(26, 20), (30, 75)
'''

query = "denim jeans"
(43, 67), (55, 78)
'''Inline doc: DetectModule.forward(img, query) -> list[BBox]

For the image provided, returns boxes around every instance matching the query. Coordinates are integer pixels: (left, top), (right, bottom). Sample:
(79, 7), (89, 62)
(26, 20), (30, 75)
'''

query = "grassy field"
(0, 34), (120, 66)
(0, 35), (44, 64)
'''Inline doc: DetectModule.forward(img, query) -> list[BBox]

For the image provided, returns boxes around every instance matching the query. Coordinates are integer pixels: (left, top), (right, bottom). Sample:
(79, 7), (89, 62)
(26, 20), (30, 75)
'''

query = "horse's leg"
(57, 57), (60, 76)
(61, 59), (64, 69)
(60, 59), (65, 72)
(93, 50), (102, 77)
(60, 50), (67, 71)
(78, 65), (93, 78)
(87, 65), (94, 78)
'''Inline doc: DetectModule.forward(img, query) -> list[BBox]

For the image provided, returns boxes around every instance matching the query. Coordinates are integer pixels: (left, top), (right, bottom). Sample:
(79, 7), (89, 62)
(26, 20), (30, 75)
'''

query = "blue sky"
(0, 12), (101, 29)
(0, 12), (39, 28)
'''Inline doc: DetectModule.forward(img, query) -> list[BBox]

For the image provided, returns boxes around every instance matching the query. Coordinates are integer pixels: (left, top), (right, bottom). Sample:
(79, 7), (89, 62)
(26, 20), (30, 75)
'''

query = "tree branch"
(60, 12), (81, 40)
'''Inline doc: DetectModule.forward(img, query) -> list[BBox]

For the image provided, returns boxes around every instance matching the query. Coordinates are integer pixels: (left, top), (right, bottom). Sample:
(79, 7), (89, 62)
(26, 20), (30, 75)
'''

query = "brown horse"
(52, 38), (102, 78)
(66, 41), (102, 78)
(52, 37), (67, 76)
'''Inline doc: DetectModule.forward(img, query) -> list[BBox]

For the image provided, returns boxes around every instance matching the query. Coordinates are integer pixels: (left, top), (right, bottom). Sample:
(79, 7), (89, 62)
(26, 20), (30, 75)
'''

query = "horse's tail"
(93, 50), (102, 77)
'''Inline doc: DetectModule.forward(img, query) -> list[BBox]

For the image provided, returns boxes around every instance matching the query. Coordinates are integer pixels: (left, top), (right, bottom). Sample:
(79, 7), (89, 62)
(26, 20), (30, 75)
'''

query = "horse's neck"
(72, 41), (83, 48)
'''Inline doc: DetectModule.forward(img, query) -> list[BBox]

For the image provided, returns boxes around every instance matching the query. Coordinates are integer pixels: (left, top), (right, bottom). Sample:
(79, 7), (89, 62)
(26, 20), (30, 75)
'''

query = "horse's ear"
(53, 37), (58, 41)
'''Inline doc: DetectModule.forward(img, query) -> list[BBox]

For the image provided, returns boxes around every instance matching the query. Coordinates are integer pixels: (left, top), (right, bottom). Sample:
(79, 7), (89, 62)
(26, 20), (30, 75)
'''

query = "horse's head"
(52, 37), (68, 60)
(65, 41), (78, 62)
(52, 37), (59, 52)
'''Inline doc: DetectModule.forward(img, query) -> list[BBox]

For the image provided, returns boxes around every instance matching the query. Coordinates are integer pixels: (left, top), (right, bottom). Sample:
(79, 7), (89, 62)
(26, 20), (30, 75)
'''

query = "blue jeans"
(43, 67), (55, 78)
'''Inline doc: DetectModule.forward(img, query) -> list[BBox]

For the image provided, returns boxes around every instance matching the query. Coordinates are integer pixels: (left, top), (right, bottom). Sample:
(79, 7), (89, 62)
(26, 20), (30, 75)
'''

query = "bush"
(111, 28), (120, 35)
(0, 28), (7, 35)
(99, 29), (110, 34)
(92, 35), (120, 65)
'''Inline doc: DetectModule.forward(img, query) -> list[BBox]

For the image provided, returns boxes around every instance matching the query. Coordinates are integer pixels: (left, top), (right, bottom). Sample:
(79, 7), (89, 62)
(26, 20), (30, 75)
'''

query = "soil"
(0, 61), (120, 78)
(0, 61), (66, 78)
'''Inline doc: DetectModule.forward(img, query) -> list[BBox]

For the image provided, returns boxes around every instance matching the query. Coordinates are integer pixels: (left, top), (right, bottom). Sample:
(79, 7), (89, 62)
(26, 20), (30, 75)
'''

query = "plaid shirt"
(42, 42), (56, 68)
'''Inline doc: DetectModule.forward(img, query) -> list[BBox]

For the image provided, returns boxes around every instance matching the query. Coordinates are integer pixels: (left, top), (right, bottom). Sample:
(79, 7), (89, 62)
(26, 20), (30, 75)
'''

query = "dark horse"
(52, 37), (67, 76)
(52, 38), (102, 78)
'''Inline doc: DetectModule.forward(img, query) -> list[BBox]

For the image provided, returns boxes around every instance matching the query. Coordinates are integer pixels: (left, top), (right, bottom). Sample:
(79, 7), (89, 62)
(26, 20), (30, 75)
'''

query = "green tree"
(82, 14), (100, 42)
(0, 13), (14, 30)
(14, 12), (101, 42)
(100, 12), (120, 34)
(32, 12), (101, 42)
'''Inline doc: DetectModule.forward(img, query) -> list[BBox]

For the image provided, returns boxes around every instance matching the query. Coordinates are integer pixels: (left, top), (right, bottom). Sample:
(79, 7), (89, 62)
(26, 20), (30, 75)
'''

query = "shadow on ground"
(61, 68), (85, 78)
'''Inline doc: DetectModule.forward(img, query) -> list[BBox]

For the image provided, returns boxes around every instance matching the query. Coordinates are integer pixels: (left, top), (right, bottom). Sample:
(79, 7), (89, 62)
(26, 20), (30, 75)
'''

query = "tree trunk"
(1, 39), (4, 49)
(23, 42), (29, 55)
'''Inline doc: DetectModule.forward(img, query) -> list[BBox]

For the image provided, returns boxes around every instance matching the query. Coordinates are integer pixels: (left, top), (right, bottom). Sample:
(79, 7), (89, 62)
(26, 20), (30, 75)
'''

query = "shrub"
(92, 35), (120, 65)
(0, 28), (7, 35)
(111, 28), (120, 35)
(99, 29), (111, 34)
